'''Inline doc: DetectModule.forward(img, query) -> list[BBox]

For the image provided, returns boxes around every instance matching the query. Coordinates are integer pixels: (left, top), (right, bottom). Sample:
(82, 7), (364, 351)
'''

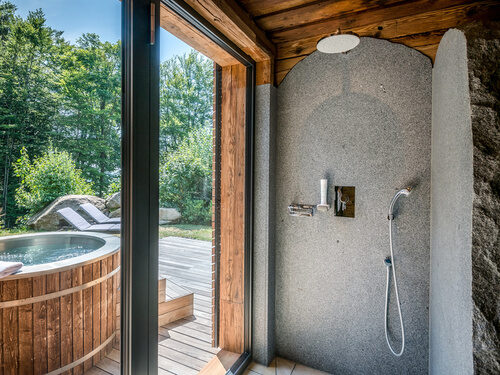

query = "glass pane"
(156, 21), (218, 374)
(0, 1), (121, 374)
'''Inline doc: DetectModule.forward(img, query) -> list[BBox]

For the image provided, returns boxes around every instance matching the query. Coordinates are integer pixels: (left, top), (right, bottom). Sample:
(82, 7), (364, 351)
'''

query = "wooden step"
(158, 277), (194, 326)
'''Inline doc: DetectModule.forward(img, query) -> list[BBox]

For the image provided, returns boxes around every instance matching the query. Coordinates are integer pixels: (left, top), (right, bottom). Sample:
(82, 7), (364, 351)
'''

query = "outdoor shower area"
(251, 26), (499, 375)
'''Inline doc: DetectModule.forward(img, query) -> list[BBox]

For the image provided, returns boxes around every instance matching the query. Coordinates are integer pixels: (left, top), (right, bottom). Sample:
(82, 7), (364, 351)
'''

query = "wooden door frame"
(162, 0), (255, 372)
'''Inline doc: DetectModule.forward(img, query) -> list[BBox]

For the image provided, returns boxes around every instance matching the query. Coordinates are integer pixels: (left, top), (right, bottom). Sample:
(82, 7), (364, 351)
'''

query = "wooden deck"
(91, 237), (217, 375)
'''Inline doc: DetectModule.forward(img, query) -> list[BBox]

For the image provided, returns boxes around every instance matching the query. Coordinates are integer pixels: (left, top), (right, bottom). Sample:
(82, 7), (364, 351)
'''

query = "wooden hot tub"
(0, 232), (120, 375)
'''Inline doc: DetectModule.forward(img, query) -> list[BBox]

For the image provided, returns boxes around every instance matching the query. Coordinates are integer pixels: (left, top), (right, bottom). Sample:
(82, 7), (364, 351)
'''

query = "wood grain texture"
(255, 0), (405, 32)
(238, 0), (318, 17)
(0, 253), (118, 374)
(18, 278), (33, 374)
(256, 59), (274, 86)
(2, 280), (18, 375)
(82, 264), (93, 372)
(60, 270), (73, 375)
(237, 0), (499, 84)
(72, 267), (84, 375)
(183, 0), (275, 61)
(46, 273), (60, 372)
(160, 3), (239, 66)
(219, 64), (246, 353)
(33, 275), (48, 375)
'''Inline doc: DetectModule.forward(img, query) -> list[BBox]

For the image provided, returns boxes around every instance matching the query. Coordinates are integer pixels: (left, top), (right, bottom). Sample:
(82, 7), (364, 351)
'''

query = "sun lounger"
(79, 202), (120, 224)
(57, 207), (120, 233)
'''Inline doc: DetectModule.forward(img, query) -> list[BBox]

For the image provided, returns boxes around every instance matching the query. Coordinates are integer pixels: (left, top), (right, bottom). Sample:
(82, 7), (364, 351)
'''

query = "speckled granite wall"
(274, 38), (431, 374)
(464, 22), (500, 374)
(430, 29), (474, 375)
(253, 83), (277, 365)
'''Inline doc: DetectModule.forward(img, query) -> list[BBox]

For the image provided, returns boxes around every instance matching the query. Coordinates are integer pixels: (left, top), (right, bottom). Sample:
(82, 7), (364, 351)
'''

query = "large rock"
(106, 192), (121, 210)
(27, 195), (107, 231)
(109, 208), (121, 218)
(159, 208), (181, 225)
(464, 22), (500, 374)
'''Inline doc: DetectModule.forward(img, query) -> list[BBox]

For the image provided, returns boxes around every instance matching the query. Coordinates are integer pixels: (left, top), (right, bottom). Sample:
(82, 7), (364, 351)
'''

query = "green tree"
(0, 2), (65, 225)
(160, 127), (212, 224)
(55, 33), (121, 197)
(13, 147), (93, 215)
(160, 51), (213, 157)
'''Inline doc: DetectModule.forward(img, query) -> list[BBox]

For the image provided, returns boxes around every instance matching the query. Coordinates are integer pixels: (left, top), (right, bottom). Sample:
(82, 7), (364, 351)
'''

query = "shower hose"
(384, 218), (405, 357)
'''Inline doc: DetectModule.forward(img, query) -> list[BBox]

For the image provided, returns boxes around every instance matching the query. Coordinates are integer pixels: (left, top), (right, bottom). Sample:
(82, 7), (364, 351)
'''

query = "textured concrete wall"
(464, 23), (500, 374)
(429, 29), (474, 375)
(253, 84), (277, 365)
(274, 38), (431, 374)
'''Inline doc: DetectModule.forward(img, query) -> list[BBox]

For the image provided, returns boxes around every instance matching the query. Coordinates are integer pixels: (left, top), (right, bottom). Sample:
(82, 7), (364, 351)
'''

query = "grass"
(0, 224), (212, 242)
(0, 227), (33, 237)
(158, 224), (212, 242)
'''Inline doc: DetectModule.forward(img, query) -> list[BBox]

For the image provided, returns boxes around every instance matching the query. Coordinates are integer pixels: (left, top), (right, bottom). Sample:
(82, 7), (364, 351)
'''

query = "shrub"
(13, 147), (93, 215)
(160, 127), (212, 225)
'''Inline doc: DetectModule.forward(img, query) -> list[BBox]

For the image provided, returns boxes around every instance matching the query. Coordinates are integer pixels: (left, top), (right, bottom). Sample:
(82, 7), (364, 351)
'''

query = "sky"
(11, 0), (194, 62)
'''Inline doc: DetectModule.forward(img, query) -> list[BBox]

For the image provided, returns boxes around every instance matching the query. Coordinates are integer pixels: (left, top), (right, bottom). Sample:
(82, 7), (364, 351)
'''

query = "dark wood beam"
(183, 0), (276, 61)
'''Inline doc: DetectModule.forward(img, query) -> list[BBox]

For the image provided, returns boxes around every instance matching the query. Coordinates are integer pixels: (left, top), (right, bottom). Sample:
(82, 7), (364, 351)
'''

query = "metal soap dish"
(287, 204), (315, 217)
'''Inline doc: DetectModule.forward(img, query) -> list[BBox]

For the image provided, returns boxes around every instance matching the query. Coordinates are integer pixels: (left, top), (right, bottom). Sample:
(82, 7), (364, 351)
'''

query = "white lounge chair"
(57, 207), (120, 233)
(79, 203), (120, 224)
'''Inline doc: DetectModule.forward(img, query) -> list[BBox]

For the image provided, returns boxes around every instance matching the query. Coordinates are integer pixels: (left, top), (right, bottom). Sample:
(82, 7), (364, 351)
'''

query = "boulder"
(27, 195), (107, 231)
(159, 208), (181, 225)
(109, 208), (121, 218)
(106, 192), (121, 210)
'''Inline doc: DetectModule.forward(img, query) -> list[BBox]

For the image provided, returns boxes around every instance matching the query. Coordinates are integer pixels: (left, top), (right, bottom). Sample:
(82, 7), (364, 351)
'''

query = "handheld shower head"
(388, 187), (412, 220)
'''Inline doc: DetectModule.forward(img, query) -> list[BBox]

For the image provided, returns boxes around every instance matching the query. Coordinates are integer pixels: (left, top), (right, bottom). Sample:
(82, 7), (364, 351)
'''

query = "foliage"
(106, 176), (121, 196)
(54, 34), (121, 196)
(0, 2), (214, 227)
(160, 127), (212, 224)
(13, 147), (93, 215)
(160, 51), (213, 156)
(158, 224), (212, 241)
(0, 2), (66, 225)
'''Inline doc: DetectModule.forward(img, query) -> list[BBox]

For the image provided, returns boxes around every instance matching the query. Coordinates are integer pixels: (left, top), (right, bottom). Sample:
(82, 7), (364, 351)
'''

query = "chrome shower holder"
(287, 204), (315, 217)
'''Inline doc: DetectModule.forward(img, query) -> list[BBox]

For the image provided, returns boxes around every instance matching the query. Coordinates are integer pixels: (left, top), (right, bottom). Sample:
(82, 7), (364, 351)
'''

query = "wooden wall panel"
(219, 63), (246, 354)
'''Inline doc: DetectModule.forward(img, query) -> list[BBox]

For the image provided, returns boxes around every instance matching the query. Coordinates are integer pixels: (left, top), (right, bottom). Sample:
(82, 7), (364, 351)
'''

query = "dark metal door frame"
(121, 0), (160, 374)
(121, 0), (255, 373)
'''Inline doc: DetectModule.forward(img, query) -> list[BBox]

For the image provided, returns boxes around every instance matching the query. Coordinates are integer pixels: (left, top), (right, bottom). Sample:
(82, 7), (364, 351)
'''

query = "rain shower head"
(317, 30), (360, 54)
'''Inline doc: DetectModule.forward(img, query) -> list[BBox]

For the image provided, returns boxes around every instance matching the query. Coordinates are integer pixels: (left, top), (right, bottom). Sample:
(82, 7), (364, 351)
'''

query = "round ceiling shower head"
(317, 33), (360, 54)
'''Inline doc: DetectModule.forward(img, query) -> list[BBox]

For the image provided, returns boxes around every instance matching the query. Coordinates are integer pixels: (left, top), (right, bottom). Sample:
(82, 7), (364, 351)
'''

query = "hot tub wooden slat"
(91, 262), (101, 366)
(100, 259), (107, 357)
(106, 256), (113, 349)
(60, 270), (73, 375)
(47, 272), (61, 372)
(3, 280), (18, 374)
(18, 277), (33, 374)
(33, 275), (48, 374)
(82, 264), (93, 373)
(0, 248), (118, 375)
(72, 267), (84, 375)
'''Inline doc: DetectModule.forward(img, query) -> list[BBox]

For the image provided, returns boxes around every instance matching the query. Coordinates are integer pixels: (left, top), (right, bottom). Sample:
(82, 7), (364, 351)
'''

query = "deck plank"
(91, 237), (217, 375)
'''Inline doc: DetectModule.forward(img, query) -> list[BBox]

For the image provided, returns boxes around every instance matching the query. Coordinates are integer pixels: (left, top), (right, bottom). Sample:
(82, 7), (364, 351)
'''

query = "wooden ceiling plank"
(276, 1), (498, 59)
(275, 55), (307, 74)
(237, 0), (318, 18)
(184, 0), (275, 61)
(160, 3), (239, 66)
(270, 0), (488, 43)
(256, 0), (405, 32)
(389, 29), (448, 48)
(413, 44), (439, 60)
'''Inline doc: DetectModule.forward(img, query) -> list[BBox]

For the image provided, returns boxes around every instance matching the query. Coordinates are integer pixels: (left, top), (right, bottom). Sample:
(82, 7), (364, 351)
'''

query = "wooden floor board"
(89, 237), (217, 375)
